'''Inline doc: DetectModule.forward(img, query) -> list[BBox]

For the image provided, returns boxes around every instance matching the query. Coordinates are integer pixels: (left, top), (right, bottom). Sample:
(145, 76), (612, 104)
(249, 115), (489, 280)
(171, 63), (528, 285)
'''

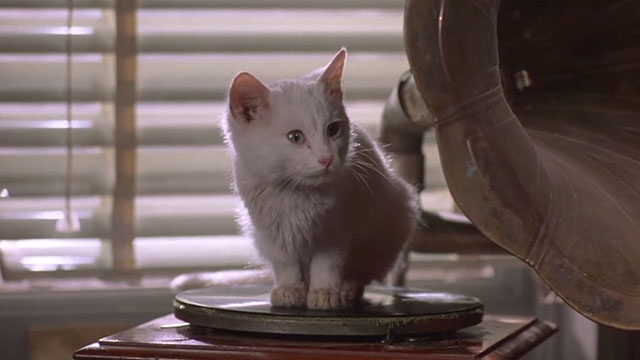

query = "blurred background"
(0, 1), (601, 359)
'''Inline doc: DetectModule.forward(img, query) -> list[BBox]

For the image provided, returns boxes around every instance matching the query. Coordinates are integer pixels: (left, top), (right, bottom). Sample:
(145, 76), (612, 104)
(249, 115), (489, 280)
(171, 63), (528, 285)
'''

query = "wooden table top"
(74, 314), (556, 360)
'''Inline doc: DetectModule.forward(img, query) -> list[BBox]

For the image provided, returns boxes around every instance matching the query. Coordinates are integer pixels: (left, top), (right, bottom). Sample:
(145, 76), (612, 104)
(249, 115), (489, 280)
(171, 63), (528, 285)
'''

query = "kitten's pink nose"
(317, 155), (334, 168)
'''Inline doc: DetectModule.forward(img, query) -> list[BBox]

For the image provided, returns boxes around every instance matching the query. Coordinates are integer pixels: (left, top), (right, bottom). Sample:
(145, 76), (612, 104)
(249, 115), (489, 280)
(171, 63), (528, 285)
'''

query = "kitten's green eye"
(287, 130), (305, 144)
(327, 121), (342, 138)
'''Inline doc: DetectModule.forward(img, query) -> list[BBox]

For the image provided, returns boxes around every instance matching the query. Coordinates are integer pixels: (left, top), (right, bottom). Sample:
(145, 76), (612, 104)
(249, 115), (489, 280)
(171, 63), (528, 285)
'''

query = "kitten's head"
(224, 49), (350, 186)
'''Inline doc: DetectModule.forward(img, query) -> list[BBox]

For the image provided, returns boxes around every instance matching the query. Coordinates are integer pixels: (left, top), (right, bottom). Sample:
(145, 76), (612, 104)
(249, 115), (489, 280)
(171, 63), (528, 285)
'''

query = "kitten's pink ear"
(319, 48), (347, 100)
(229, 72), (270, 123)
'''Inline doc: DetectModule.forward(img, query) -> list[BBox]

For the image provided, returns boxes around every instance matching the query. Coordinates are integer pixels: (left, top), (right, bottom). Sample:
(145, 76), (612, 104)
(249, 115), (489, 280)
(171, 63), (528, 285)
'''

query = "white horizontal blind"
(0, 0), (444, 277)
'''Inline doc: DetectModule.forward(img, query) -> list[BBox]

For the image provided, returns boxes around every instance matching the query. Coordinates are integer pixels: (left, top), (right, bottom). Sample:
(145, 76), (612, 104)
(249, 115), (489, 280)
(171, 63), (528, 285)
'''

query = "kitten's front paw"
(271, 285), (306, 308)
(307, 287), (357, 310)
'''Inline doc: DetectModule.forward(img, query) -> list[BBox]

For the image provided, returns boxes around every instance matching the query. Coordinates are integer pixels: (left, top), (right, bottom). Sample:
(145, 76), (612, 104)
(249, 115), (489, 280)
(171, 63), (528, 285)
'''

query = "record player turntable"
(173, 285), (483, 337)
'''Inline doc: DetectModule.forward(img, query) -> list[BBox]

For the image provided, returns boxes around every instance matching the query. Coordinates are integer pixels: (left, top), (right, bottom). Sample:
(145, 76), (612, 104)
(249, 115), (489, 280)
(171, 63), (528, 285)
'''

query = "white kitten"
(222, 49), (417, 310)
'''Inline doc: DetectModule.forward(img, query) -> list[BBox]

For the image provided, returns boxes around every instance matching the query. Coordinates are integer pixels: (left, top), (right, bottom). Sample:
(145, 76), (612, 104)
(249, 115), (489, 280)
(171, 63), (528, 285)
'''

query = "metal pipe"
(379, 71), (432, 191)
(414, 212), (505, 255)
(380, 71), (501, 252)
(380, 71), (503, 287)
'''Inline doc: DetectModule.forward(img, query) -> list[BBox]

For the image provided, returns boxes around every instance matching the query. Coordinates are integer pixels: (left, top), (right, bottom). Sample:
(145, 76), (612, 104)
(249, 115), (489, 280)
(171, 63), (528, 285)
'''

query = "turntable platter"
(174, 285), (483, 336)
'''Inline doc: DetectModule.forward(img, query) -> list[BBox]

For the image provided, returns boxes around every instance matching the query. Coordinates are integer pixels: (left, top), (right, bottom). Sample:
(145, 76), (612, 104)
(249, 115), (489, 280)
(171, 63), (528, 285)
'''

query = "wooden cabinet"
(75, 314), (555, 360)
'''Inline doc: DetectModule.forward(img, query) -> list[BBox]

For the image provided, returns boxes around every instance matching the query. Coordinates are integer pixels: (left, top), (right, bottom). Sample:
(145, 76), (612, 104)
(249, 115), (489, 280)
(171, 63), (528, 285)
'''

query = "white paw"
(307, 286), (359, 310)
(270, 284), (307, 308)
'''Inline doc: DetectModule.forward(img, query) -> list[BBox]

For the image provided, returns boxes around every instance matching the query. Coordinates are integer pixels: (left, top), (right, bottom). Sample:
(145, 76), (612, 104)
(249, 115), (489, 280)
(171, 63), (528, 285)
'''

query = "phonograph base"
(74, 284), (556, 360)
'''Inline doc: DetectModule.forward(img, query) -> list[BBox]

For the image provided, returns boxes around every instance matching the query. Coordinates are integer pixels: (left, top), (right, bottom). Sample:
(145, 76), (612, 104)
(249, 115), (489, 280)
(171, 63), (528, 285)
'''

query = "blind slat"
(0, 8), (403, 53)
(0, 235), (258, 273)
(0, 195), (241, 239)
(0, 0), (402, 9)
(0, 53), (409, 101)
(0, 146), (232, 196)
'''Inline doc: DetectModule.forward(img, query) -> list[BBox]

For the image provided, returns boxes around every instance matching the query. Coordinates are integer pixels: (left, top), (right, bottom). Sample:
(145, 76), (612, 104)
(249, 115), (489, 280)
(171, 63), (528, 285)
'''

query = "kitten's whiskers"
(272, 178), (293, 195)
(281, 175), (303, 200)
(350, 163), (374, 196)
(355, 153), (394, 186)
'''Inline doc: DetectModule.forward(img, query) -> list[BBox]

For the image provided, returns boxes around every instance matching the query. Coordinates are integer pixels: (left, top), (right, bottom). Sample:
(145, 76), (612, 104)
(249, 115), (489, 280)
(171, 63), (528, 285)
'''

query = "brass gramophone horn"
(405, 0), (640, 329)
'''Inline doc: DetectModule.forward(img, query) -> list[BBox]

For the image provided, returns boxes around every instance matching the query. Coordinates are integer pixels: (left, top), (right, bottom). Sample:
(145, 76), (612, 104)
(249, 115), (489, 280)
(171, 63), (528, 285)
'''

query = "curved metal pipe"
(414, 211), (505, 255)
(380, 70), (502, 252)
(380, 70), (504, 286)
(379, 70), (432, 191)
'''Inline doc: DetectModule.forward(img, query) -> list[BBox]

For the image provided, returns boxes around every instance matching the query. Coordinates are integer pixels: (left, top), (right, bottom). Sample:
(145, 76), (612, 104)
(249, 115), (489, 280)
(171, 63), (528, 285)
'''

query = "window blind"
(0, 0), (448, 277)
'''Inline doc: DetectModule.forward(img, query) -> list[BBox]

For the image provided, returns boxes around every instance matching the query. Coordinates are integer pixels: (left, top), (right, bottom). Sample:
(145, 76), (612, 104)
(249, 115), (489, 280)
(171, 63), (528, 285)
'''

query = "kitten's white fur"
(222, 49), (417, 310)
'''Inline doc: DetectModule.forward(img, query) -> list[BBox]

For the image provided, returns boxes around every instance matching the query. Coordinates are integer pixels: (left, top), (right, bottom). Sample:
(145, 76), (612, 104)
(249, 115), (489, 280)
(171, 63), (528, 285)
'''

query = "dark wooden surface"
(74, 314), (556, 360)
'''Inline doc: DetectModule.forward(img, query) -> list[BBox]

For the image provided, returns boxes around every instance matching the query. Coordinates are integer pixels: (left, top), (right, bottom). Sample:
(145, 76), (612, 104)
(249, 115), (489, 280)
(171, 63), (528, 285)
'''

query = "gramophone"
(75, 0), (640, 359)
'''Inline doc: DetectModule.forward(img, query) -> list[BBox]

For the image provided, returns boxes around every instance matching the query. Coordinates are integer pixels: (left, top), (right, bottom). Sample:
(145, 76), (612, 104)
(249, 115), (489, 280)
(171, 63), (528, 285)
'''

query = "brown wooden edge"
(478, 319), (557, 360)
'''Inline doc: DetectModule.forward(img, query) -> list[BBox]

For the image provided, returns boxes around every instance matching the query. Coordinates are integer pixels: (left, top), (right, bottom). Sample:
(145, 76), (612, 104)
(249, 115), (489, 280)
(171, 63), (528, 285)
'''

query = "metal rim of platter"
(174, 285), (484, 336)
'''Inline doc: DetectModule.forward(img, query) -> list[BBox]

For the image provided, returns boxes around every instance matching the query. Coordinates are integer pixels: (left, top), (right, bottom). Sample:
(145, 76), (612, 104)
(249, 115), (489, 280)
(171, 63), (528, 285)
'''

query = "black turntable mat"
(174, 285), (483, 336)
